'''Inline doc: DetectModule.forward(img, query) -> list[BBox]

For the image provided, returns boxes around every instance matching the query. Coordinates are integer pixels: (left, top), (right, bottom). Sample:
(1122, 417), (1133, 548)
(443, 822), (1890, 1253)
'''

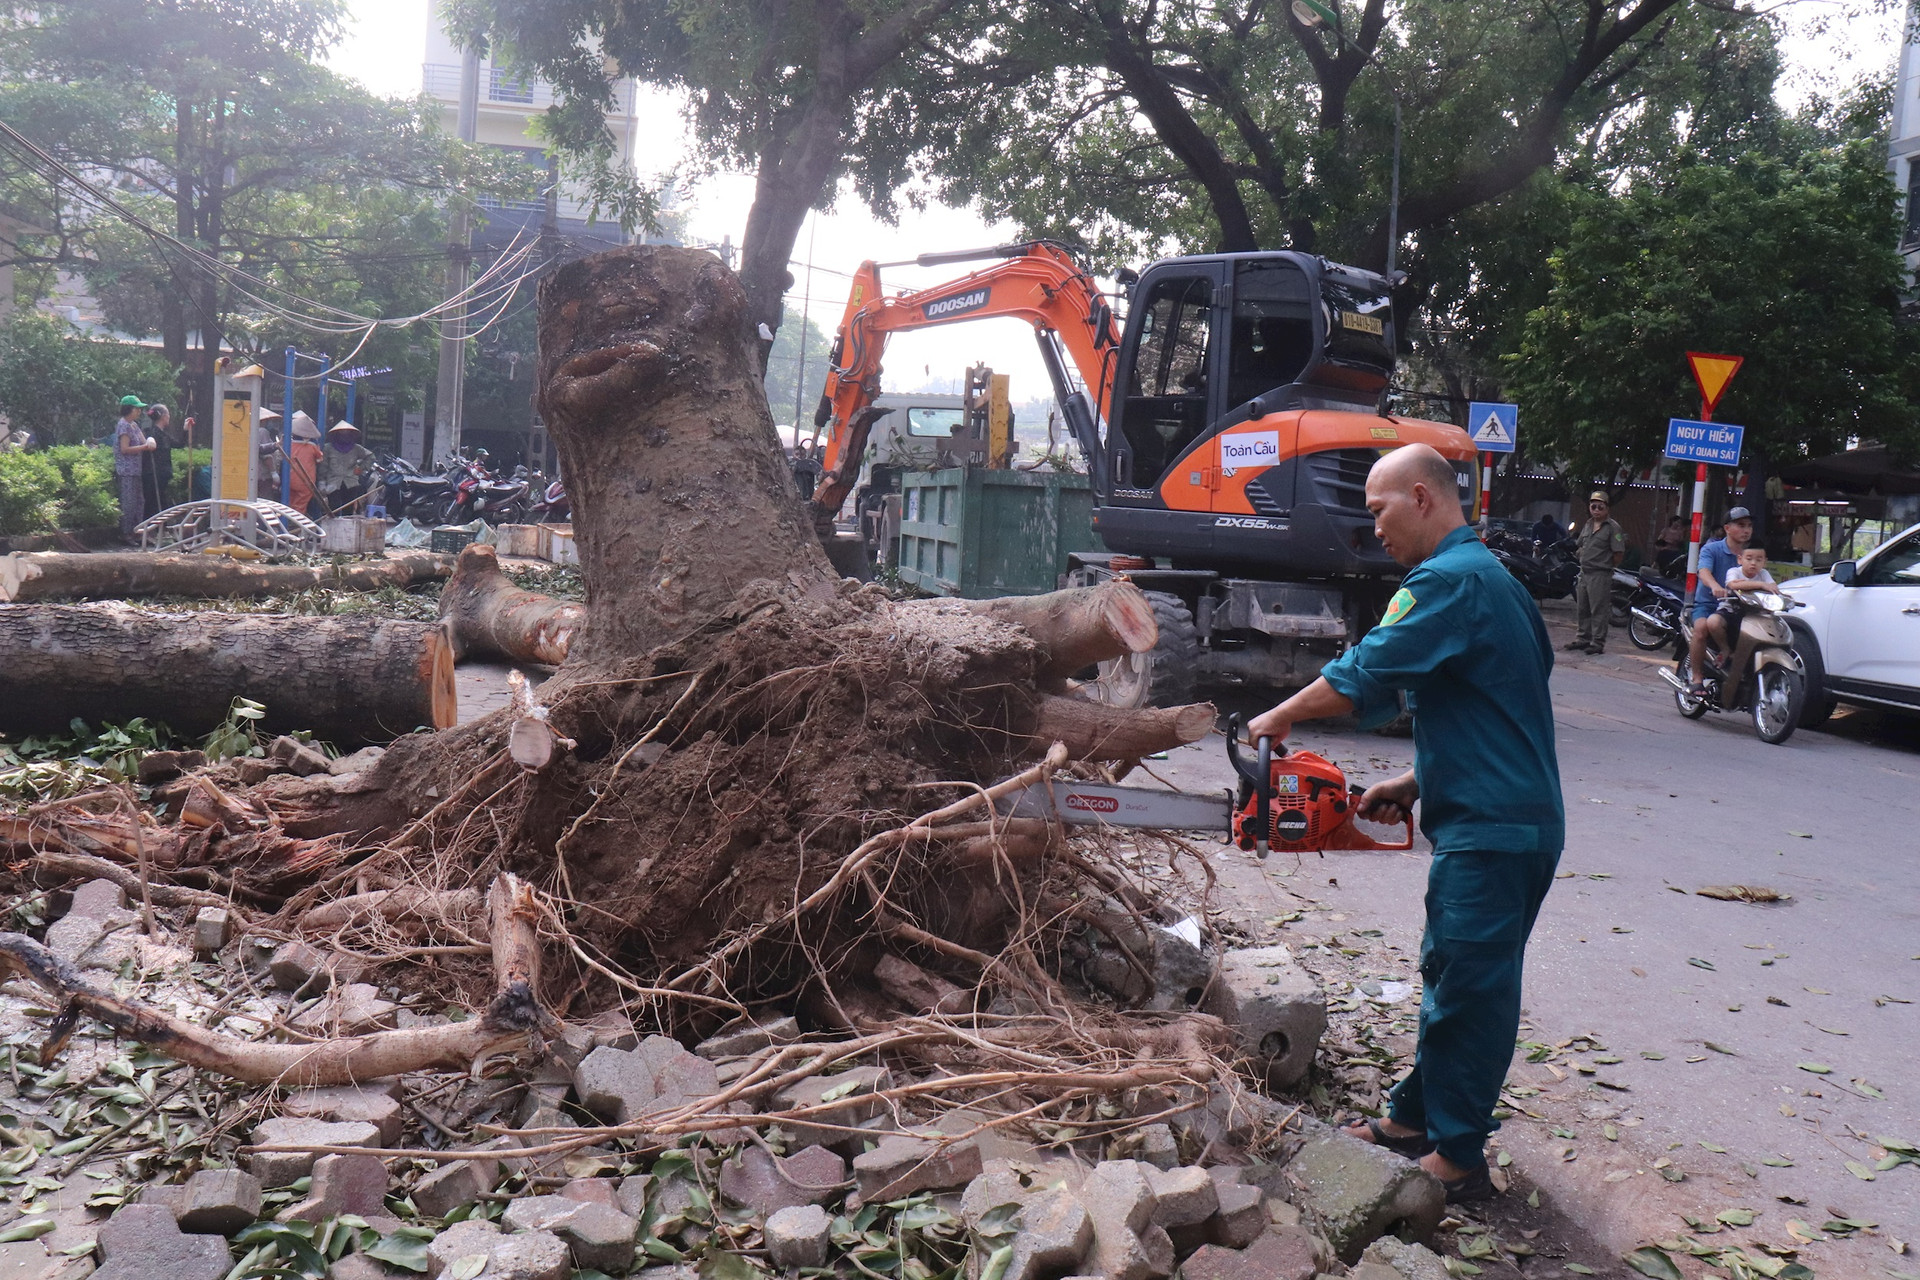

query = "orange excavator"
(807, 240), (1479, 706)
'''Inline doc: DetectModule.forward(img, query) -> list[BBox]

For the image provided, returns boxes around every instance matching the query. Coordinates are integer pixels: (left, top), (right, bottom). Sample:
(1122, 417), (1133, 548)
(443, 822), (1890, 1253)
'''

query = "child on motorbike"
(1704, 548), (1780, 663)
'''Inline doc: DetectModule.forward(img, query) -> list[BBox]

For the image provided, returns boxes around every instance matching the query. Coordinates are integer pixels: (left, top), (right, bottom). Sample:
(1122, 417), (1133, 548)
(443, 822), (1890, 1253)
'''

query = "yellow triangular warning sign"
(1687, 352), (1743, 414)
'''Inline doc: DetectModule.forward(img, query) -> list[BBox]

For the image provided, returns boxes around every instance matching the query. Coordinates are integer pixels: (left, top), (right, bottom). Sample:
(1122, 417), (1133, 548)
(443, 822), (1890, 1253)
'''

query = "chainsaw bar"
(997, 780), (1235, 832)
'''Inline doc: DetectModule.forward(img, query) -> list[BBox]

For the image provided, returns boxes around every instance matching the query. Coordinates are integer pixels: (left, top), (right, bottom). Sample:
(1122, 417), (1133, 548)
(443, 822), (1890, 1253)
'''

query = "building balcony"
(422, 62), (556, 109)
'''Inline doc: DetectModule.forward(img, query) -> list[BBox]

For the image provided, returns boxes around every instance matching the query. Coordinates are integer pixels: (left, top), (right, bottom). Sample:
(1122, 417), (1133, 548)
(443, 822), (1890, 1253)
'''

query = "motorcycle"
(1659, 588), (1806, 744)
(376, 454), (458, 523)
(527, 475), (569, 523)
(441, 454), (533, 525)
(1487, 530), (1580, 600)
(1613, 566), (1685, 651)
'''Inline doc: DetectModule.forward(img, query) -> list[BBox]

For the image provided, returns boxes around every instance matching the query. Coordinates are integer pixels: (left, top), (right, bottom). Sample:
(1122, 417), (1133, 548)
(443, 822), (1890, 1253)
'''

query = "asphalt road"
(1154, 599), (1920, 1276)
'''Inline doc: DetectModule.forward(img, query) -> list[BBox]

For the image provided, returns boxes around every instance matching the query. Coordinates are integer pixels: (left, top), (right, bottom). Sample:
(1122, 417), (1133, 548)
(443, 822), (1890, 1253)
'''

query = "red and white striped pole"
(1684, 395), (1710, 597)
(1479, 452), (1492, 523)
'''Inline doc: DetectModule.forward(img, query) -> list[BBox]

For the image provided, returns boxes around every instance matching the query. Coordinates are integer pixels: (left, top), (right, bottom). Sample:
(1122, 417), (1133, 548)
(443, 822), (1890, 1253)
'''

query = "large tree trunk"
(0, 605), (454, 743)
(438, 543), (584, 664)
(535, 247), (833, 662)
(0, 551), (451, 603)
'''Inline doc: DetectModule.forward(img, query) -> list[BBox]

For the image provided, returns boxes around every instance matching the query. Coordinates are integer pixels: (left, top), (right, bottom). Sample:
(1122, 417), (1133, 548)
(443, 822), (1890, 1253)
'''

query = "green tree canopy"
(0, 310), (174, 445)
(1505, 138), (1920, 488)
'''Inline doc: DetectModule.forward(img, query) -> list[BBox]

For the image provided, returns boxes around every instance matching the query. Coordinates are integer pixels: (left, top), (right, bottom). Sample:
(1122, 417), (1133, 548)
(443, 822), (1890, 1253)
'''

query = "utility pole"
(793, 215), (815, 428)
(433, 49), (480, 463)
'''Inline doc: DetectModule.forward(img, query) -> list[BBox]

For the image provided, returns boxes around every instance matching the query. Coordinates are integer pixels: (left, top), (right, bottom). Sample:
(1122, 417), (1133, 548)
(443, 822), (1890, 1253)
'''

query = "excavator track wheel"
(1075, 591), (1199, 709)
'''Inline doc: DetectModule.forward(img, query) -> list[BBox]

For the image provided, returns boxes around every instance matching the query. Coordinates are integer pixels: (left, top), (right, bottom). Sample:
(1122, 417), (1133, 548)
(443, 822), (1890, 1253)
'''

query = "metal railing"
(420, 63), (555, 108)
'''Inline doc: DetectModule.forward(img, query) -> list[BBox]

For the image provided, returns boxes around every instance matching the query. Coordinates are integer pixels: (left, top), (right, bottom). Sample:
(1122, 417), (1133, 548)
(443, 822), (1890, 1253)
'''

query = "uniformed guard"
(1568, 490), (1624, 653)
(1248, 443), (1564, 1203)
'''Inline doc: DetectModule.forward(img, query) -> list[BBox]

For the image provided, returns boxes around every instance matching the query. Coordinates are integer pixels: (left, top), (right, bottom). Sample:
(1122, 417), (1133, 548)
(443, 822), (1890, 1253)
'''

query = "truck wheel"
(1078, 591), (1199, 709)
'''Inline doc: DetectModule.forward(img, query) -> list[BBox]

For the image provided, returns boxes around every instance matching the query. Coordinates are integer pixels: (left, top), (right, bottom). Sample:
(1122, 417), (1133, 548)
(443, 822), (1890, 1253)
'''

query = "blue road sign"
(1664, 418), (1744, 466)
(1466, 402), (1518, 453)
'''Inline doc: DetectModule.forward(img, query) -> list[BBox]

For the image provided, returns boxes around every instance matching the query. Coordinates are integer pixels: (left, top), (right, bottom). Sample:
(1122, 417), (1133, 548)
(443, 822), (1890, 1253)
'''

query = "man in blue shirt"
(1249, 444), (1563, 1202)
(1685, 508), (1754, 693)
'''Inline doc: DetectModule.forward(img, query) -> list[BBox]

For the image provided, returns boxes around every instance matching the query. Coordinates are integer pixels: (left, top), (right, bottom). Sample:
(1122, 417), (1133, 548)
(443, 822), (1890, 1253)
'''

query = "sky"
(326, 0), (1906, 414)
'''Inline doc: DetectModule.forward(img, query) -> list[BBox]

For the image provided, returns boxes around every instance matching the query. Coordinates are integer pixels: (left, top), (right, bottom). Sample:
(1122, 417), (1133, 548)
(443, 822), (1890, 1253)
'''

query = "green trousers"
(1574, 569), (1611, 648)
(1388, 847), (1560, 1169)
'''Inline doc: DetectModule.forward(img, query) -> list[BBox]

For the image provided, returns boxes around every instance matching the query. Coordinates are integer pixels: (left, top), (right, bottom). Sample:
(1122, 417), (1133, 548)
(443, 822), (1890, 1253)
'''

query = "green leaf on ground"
(1705, 1042), (1736, 1055)
(1566, 1266), (1597, 1275)
(1641, 1050), (1666, 1060)
(1716, 1208), (1756, 1226)
(1700, 1142), (1728, 1152)
(1762, 1156), (1794, 1167)
(1623, 1246), (1685, 1279)
(1689, 958), (1717, 971)
(1796, 1063), (1832, 1074)
(1844, 1160), (1876, 1181)
(0, 1220), (55, 1244)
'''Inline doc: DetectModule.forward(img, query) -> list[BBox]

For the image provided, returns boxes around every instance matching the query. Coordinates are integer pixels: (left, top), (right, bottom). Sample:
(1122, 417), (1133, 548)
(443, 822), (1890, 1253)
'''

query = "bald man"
(1248, 443), (1563, 1203)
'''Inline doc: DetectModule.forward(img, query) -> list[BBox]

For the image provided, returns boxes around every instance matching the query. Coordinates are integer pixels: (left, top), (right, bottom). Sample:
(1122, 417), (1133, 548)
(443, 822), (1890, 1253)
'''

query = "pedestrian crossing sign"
(1467, 401), (1518, 453)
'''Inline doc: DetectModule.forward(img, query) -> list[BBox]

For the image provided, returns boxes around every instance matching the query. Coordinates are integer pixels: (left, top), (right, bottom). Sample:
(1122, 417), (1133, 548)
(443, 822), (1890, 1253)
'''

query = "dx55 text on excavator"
(807, 240), (1479, 708)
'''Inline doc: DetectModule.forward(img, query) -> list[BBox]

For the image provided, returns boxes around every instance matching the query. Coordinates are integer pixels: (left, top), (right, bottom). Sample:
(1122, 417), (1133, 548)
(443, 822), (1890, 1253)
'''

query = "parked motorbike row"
(374, 452), (569, 527)
(1485, 529), (1580, 600)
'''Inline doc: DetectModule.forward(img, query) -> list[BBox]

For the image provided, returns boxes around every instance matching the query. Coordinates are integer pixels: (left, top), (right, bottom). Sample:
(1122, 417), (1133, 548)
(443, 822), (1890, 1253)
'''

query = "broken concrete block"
(45, 914), (107, 965)
(425, 1219), (569, 1279)
(560, 1178), (620, 1207)
(1143, 1165), (1217, 1229)
(1002, 1188), (1095, 1280)
(615, 1175), (651, 1220)
(330, 1253), (404, 1279)
(1178, 1228), (1321, 1280)
(1142, 919), (1216, 1012)
(283, 1082), (406, 1145)
(719, 1144), (846, 1217)
(1077, 1160), (1168, 1280)
(269, 735), (333, 777)
(137, 1183), (189, 1216)
(770, 1064), (890, 1151)
(1134, 1123), (1179, 1170)
(289, 983), (399, 1036)
(94, 1204), (230, 1280)
(1199, 945), (1325, 1089)
(247, 1118), (380, 1187)
(1285, 1132), (1443, 1263)
(138, 748), (207, 782)
(192, 906), (233, 954)
(765, 1204), (832, 1270)
(281, 1152), (390, 1224)
(328, 745), (385, 776)
(70, 878), (129, 918)
(269, 940), (363, 992)
(175, 1167), (263, 1235)
(411, 1155), (499, 1218)
(501, 1194), (638, 1274)
(694, 1014), (800, 1060)
(1360, 1235), (1451, 1280)
(852, 1135), (982, 1201)
(1208, 1181), (1266, 1248)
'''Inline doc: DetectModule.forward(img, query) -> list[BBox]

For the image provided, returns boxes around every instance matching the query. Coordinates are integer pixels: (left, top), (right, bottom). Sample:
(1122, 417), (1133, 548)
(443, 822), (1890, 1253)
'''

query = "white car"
(1780, 521), (1920, 725)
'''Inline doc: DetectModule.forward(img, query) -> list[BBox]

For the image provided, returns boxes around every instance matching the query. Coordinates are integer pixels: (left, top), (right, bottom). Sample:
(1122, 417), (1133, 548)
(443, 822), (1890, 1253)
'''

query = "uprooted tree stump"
(13, 244), (1234, 1120)
(438, 543), (584, 664)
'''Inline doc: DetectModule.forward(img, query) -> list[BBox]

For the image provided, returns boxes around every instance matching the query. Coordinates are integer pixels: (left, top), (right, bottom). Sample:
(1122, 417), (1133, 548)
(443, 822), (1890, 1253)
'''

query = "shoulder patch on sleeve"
(1381, 586), (1416, 626)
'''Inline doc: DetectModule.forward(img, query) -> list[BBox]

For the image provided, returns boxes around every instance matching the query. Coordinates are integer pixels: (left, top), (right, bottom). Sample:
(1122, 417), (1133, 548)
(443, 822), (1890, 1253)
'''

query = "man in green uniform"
(1568, 490), (1624, 654)
(1249, 444), (1563, 1202)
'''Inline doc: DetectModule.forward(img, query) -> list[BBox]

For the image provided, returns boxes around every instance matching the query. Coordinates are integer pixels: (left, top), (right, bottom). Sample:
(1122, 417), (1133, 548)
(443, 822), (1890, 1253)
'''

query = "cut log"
(438, 543), (585, 664)
(535, 247), (834, 661)
(0, 604), (455, 744)
(0, 550), (450, 603)
(1026, 694), (1215, 761)
(963, 580), (1158, 687)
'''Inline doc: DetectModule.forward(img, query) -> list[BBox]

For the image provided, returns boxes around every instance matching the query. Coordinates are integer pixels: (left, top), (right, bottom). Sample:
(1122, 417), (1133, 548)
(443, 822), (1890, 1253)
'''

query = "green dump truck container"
(894, 467), (1100, 598)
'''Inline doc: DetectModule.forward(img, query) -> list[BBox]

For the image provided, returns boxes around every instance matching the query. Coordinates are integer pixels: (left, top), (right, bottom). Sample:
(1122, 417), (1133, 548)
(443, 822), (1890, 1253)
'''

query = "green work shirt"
(1574, 516), (1624, 572)
(1321, 525), (1565, 856)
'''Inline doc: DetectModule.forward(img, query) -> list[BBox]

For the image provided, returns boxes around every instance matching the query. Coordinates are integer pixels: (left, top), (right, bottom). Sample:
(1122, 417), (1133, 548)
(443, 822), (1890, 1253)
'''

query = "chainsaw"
(1001, 716), (1413, 857)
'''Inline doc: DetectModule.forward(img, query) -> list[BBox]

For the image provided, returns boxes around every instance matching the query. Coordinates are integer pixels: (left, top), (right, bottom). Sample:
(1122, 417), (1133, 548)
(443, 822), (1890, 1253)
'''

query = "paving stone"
(765, 1205), (831, 1270)
(1208, 1181), (1266, 1248)
(137, 748), (207, 782)
(559, 1178), (619, 1207)
(268, 941), (364, 992)
(615, 1175), (652, 1220)
(1177, 1228), (1321, 1280)
(191, 907), (233, 955)
(136, 1184), (188, 1216)
(1198, 946), (1325, 1089)
(289, 983), (399, 1036)
(852, 1135), (982, 1201)
(68, 879), (128, 919)
(1134, 1123), (1178, 1171)
(1284, 1132), (1443, 1263)
(571, 1034), (718, 1126)
(1359, 1236), (1450, 1280)
(425, 1219), (569, 1280)
(694, 1014), (800, 1060)
(718, 1145), (846, 1217)
(769, 1065), (891, 1152)
(1143, 1165), (1216, 1229)
(411, 1155), (499, 1218)
(268, 736), (333, 777)
(283, 1082), (407, 1144)
(174, 1167), (263, 1235)
(500, 1195), (638, 1274)
(999, 1187), (1093, 1280)
(92, 1204), (229, 1280)
(281, 1153), (390, 1224)
(44, 915), (107, 966)
(1077, 1161), (1167, 1280)
(328, 746), (385, 776)
(247, 1118), (381, 1187)
(329, 1254), (403, 1279)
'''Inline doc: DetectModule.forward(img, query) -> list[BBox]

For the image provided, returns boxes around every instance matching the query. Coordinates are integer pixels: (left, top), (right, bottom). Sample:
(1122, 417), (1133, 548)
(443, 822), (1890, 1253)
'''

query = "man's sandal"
(1348, 1118), (1434, 1159)
(1440, 1162), (1496, 1204)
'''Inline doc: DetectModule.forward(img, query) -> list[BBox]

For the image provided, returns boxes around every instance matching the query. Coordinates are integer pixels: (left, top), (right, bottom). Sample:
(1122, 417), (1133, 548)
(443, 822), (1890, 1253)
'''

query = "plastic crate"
(430, 526), (476, 554)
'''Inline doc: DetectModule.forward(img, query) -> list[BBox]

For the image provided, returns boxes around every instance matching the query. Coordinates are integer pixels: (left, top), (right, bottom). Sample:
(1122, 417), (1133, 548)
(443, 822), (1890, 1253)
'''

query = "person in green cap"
(113, 394), (157, 542)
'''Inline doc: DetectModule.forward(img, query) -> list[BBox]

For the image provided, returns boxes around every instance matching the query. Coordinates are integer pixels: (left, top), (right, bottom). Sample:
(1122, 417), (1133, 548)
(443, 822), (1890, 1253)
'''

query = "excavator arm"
(806, 241), (1123, 532)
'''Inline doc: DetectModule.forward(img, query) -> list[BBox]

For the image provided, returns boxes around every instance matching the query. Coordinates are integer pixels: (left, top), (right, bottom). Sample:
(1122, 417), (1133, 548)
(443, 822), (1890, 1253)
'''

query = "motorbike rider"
(1566, 491), (1624, 654)
(1685, 506), (1755, 694)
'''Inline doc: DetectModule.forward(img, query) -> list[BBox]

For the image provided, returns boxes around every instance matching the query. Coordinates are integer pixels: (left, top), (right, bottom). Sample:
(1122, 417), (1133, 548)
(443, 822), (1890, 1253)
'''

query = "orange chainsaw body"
(1230, 749), (1414, 854)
